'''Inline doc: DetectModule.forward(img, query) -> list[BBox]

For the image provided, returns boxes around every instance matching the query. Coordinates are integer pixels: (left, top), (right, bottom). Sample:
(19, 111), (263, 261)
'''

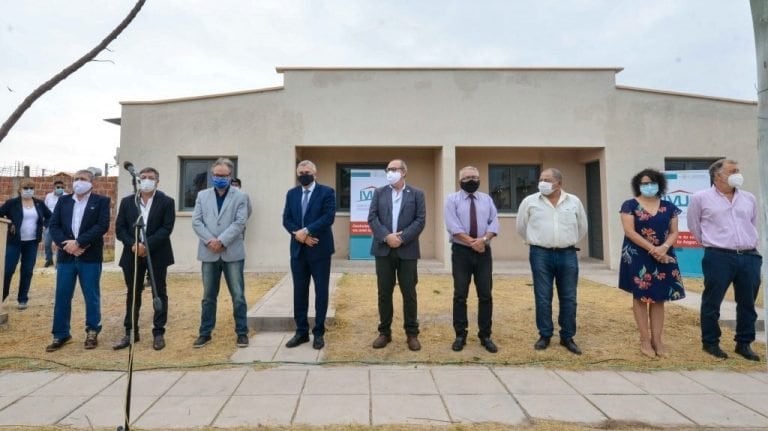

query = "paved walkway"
(1, 260), (766, 429)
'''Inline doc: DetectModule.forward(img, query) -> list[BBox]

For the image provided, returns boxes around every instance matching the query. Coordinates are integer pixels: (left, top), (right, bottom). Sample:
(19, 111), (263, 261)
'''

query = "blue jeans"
(43, 228), (53, 263)
(52, 260), (102, 339)
(199, 259), (248, 337)
(529, 246), (579, 339)
(700, 248), (762, 345)
(3, 240), (39, 303)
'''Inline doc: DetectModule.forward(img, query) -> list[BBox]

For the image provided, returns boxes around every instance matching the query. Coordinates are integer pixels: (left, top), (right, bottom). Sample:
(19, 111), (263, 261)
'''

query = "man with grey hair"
(516, 168), (588, 355)
(46, 169), (111, 352)
(687, 158), (762, 361)
(192, 158), (251, 348)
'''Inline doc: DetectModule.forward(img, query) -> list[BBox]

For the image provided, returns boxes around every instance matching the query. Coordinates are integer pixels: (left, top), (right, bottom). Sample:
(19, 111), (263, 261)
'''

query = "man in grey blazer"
(368, 159), (426, 351)
(191, 158), (251, 348)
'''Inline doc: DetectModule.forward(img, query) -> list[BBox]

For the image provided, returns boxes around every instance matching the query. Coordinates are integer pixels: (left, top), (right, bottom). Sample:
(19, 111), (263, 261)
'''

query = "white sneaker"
(17, 302), (28, 310)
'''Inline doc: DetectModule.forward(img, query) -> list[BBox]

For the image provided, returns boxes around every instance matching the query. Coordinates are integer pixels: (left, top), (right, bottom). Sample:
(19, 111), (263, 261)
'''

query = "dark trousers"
(3, 240), (38, 303)
(529, 246), (579, 339)
(122, 260), (168, 336)
(290, 254), (331, 337)
(452, 243), (493, 338)
(701, 248), (762, 345)
(375, 249), (419, 336)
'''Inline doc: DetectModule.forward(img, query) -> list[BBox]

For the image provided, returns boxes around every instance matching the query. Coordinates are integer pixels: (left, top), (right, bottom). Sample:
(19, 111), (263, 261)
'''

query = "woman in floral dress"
(619, 168), (685, 358)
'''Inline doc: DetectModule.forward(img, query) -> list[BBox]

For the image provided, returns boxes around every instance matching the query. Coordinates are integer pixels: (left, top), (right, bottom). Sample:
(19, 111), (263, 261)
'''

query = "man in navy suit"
(282, 160), (336, 350)
(112, 167), (176, 351)
(46, 169), (111, 352)
(368, 159), (426, 351)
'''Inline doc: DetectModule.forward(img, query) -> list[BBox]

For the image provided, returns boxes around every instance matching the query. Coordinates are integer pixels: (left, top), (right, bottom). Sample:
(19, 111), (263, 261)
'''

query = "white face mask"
(73, 180), (92, 195)
(386, 170), (402, 185)
(21, 189), (34, 198)
(538, 181), (554, 196)
(139, 178), (156, 193)
(727, 173), (744, 188)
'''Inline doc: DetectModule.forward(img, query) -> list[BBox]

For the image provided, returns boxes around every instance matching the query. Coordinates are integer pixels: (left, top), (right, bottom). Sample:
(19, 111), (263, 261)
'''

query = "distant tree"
(0, 0), (146, 143)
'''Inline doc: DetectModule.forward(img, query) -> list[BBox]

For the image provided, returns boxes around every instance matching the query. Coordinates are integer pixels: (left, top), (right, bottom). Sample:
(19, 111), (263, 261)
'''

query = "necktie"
(469, 194), (477, 238)
(301, 189), (310, 223)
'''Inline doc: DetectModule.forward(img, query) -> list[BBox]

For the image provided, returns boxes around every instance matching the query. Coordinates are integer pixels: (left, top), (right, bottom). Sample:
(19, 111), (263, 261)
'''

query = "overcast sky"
(0, 0), (759, 174)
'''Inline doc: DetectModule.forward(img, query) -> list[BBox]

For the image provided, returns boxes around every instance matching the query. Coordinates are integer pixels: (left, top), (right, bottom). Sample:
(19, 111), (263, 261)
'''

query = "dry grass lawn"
(682, 277), (765, 308)
(0, 270), (281, 371)
(325, 274), (766, 371)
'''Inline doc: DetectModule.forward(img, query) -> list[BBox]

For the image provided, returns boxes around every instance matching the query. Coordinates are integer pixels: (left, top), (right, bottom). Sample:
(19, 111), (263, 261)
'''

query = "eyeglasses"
(461, 176), (480, 182)
(212, 174), (230, 179)
(385, 167), (403, 173)
(22, 187), (34, 190)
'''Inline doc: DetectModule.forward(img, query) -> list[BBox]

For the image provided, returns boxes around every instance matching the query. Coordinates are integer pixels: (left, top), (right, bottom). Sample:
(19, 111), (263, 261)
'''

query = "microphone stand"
(118, 175), (162, 431)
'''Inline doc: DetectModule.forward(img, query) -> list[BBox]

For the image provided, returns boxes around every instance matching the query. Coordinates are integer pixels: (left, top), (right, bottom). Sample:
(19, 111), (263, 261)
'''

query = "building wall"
(118, 69), (759, 271)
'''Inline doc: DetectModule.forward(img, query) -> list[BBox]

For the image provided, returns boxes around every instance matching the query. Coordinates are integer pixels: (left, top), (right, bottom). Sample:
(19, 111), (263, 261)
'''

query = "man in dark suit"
(282, 160), (336, 350)
(113, 167), (176, 351)
(46, 169), (111, 352)
(368, 159), (426, 351)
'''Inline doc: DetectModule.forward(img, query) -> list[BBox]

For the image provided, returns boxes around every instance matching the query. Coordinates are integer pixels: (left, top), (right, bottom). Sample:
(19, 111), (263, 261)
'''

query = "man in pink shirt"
(687, 159), (762, 361)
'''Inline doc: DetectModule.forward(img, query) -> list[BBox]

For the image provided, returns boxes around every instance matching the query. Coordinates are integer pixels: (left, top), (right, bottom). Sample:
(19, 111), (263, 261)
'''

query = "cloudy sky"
(0, 1), (759, 174)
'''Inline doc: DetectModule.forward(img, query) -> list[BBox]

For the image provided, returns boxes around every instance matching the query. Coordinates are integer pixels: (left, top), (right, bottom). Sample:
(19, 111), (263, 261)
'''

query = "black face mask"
(298, 174), (315, 186)
(460, 179), (480, 194)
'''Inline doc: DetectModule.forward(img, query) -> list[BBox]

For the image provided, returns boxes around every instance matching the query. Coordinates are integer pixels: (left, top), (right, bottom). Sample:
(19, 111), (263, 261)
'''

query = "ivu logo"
(359, 190), (374, 201)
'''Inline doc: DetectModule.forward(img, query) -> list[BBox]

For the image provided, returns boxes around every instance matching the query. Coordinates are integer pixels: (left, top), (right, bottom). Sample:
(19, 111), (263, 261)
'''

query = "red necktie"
(469, 194), (477, 238)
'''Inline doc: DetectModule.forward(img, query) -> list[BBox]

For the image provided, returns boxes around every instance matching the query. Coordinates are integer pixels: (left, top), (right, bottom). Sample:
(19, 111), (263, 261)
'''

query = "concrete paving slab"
(587, 394), (694, 427)
(727, 393), (768, 417)
(0, 371), (61, 397)
(231, 346), (279, 363)
(619, 371), (712, 394)
(59, 395), (156, 428)
(443, 394), (527, 424)
(658, 393), (768, 428)
(372, 394), (450, 425)
(273, 343), (322, 363)
(556, 370), (644, 394)
(235, 369), (307, 395)
(133, 395), (229, 429)
(100, 371), (184, 396)
(432, 367), (507, 394)
(30, 371), (121, 396)
(294, 394), (369, 425)
(515, 394), (607, 423)
(0, 395), (88, 425)
(0, 397), (17, 410)
(494, 367), (577, 394)
(371, 368), (438, 394)
(165, 369), (246, 396)
(214, 395), (297, 427)
(304, 368), (369, 394)
(748, 372), (768, 383)
(249, 331), (291, 346)
(682, 370), (768, 394)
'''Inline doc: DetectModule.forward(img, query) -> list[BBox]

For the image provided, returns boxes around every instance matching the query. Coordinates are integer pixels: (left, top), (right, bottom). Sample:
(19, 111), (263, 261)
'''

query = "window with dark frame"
(179, 157), (238, 210)
(488, 164), (540, 213)
(664, 158), (721, 171)
(336, 163), (388, 212)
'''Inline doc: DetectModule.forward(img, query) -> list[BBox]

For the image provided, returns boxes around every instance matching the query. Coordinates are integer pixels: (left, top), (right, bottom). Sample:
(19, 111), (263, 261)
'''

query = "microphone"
(123, 161), (137, 177)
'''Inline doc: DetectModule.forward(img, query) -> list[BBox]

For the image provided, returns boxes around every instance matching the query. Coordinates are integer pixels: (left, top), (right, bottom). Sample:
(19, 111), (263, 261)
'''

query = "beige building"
(117, 67), (758, 271)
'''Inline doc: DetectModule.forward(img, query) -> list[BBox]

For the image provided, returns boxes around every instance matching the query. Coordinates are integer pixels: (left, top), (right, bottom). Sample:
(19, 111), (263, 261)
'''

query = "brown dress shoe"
(84, 330), (98, 350)
(372, 334), (392, 349)
(407, 335), (421, 351)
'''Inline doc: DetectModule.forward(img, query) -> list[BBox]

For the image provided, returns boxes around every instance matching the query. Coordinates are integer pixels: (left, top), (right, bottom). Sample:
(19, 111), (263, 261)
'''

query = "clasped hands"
(205, 238), (226, 253)
(61, 240), (85, 257)
(131, 243), (147, 257)
(385, 232), (404, 248)
(294, 229), (319, 247)
(648, 245), (675, 264)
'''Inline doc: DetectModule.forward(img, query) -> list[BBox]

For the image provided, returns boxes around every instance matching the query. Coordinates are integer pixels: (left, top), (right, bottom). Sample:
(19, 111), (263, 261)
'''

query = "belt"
(705, 247), (759, 255)
(531, 245), (579, 252)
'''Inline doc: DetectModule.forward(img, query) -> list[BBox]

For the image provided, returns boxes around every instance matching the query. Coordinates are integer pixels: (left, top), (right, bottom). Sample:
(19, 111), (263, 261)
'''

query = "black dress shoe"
(534, 336), (551, 350)
(451, 335), (466, 351)
(113, 336), (131, 350)
(560, 338), (582, 355)
(480, 337), (498, 353)
(153, 334), (166, 351)
(702, 343), (728, 359)
(735, 343), (760, 361)
(46, 336), (72, 352)
(313, 335), (325, 350)
(285, 334), (310, 348)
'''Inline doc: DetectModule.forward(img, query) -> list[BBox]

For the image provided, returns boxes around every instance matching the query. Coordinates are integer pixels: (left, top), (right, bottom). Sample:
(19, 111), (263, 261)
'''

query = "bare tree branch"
(0, 0), (146, 143)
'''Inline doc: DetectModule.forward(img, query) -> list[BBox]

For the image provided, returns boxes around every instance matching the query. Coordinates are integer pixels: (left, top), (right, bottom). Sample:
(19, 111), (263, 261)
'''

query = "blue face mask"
(639, 183), (659, 197)
(212, 176), (230, 189)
